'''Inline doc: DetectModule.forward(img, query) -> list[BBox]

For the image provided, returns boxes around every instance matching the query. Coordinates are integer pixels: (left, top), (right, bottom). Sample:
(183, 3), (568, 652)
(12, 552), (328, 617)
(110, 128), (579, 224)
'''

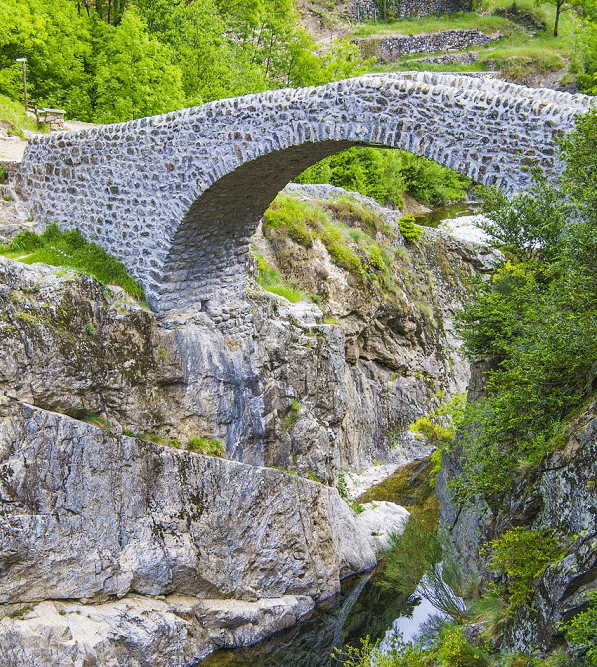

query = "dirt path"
(0, 119), (96, 165)
(0, 135), (26, 162)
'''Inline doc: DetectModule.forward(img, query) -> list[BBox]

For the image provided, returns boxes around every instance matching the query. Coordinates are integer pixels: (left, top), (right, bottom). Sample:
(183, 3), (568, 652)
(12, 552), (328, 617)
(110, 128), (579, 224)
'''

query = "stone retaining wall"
(358, 29), (499, 63)
(350, 0), (469, 20)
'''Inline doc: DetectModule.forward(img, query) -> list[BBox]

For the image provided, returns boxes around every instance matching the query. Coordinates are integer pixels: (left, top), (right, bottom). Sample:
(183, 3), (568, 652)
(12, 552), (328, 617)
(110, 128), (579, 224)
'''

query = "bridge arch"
(15, 72), (594, 313)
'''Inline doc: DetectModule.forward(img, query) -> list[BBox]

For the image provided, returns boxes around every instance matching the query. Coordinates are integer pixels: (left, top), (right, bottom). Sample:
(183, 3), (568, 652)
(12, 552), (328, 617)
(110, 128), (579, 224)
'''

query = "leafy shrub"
(410, 393), (466, 449)
(367, 244), (385, 271)
(452, 135), (597, 505)
(0, 165), (7, 184)
(398, 214), (423, 242)
(490, 528), (562, 608)
(436, 625), (487, 667)
(188, 437), (225, 457)
(558, 591), (597, 666)
(295, 147), (469, 208)
(410, 393), (466, 490)
(337, 467), (351, 500)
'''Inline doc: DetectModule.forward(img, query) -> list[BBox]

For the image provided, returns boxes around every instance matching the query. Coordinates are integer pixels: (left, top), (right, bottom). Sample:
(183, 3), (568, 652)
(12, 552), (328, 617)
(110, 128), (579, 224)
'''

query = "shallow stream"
(414, 202), (479, 227)
(200, 566), (430, 666)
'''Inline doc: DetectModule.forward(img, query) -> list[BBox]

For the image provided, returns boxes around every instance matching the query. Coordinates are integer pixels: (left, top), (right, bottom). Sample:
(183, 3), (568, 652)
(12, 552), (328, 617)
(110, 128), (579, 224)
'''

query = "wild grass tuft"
(0, 93), (46, 136)
(0, 224), (145, 300)
(256, 260), (306, 302)
(187, 437), (226, 457)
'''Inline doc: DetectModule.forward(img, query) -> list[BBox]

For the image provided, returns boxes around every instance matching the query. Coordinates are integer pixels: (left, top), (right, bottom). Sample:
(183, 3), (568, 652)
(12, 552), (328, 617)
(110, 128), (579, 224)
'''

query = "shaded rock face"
(438, 401), (597, 654)
(0, 397), (376, 664)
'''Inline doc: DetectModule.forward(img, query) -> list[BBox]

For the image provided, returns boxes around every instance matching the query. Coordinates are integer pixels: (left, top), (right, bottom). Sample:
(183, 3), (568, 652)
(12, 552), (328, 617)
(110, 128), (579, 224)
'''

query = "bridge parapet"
(14, 73), (594, 315)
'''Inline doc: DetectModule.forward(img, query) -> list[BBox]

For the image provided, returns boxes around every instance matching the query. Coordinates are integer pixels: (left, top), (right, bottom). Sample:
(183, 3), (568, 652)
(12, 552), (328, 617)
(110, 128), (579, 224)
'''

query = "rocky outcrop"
(0, 185), (494, 483)
(0, 397), (374, 605)
(0, 396), (375, 663)
(0, 594), (315, 666)
(356, 501), (410, 551)
(437, 400), (597, 654)
(0, 184), (492, 662)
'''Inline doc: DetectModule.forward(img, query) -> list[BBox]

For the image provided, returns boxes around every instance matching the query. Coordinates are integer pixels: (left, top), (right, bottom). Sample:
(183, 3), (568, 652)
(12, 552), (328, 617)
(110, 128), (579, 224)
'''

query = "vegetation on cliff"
(0, 223), (145, 299)
(335, 108), (597, 667)
(452, 111), (597, 507)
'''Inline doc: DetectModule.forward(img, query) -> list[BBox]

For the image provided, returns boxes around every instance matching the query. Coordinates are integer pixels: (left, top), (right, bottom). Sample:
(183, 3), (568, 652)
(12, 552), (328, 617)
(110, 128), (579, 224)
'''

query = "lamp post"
(15, 58), (27, 111)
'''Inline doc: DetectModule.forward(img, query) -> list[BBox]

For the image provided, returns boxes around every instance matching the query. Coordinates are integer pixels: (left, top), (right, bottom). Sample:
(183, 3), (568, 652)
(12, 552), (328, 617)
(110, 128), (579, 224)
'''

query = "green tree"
(137, 0), (265, 104)
(538, 0), (581, 36)
(0, 0), (93, 118)
(452, 112), (597, 507)
(93, 10), (184, 123)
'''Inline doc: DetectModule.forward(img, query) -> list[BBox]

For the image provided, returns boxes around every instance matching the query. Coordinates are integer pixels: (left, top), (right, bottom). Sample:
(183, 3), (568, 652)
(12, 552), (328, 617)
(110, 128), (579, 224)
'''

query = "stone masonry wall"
(363, 29), (499, 63)
(350, 0), (469, 21)
(13, 72), (594, 315)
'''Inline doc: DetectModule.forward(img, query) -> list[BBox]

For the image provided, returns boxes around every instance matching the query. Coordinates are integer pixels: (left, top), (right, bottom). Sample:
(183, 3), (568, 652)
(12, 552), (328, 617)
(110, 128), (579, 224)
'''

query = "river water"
(414, 202), (479, 228)
(200, 568), (415, 666)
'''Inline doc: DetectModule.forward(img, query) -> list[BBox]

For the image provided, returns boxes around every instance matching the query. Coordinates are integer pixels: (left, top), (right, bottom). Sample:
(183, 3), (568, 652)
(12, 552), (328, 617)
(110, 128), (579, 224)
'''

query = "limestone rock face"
(355, 501), (410, 552)
(0, 185), (489, 663)
(0, 396), (375, 607)
(0, 594), (316, 666)
(0, 205), (484, 485)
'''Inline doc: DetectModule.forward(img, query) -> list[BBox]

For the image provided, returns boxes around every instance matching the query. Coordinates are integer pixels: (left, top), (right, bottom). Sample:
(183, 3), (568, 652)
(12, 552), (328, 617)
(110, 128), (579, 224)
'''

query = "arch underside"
(157, 140), (358, 313)
(155, 132), (509, 313)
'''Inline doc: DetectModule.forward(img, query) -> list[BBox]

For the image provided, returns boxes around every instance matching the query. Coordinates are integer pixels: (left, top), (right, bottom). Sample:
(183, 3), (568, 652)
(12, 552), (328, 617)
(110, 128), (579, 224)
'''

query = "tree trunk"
(553, 0), (561, 37)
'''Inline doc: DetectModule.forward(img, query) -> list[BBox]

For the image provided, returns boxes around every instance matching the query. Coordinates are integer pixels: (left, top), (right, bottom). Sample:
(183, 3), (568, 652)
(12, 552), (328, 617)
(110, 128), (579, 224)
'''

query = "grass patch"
(257, 264), (306, 302)
(83, 413), (111, 429)
(263, 194), (322, 247)
(5, 608), (30, 619)
(188, 437), (226, 457)
(318, 223), (364, 275)
(123, 429), (164, 443)
(323, 197), (384, 236)
(0, 93), (45, 136)
(352, 11), (514, 37)
(0, 224), (145, 300)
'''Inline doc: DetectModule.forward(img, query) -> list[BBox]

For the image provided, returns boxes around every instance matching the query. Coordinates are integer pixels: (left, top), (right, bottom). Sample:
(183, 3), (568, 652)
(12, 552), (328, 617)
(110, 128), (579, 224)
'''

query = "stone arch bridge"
(15, 72), (593, 314)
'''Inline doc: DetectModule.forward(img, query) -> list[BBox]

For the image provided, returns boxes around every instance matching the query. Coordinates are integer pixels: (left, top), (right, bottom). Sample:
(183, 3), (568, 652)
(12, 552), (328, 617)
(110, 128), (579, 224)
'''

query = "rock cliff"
(437, 393), (597, 656)
(0, 396), (375, 664)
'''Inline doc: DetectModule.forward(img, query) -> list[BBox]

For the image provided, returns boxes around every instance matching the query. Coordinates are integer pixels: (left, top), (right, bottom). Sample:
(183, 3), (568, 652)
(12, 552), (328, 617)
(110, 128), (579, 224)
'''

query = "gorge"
(1, 73), (596, 665)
